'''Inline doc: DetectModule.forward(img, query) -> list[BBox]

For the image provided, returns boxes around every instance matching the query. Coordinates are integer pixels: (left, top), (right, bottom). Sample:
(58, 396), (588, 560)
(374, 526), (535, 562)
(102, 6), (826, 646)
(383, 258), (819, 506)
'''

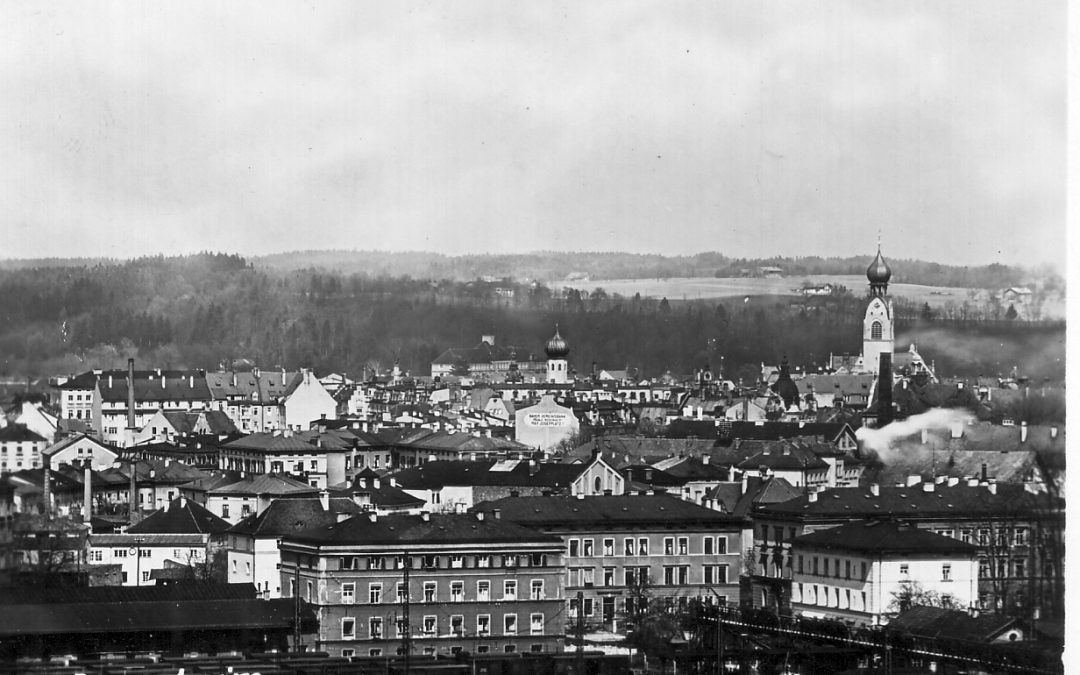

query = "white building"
(789, 520), (979, 627)
(282, 369), (337, 430)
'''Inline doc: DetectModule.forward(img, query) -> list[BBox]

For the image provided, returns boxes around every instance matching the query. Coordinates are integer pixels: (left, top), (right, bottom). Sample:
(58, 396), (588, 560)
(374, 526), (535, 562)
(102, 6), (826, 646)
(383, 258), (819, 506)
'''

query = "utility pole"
(401, 550), (411, 674)
(293, 563), (301, 651)
(575, 591), (585, 675)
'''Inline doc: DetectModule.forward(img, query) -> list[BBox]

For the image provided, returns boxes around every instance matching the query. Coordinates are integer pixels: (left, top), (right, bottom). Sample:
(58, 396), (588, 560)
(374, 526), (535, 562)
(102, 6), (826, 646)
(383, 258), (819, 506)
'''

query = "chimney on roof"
(702, 455), (709, 465)
(179, 494), (186, 509)
(1051, 426), (1058, 439)
(319, 490), (329, 511)
(967, 476), (980, 487)
(922, 481), (934, 493)
(127, 358), (136, 435)
(981, 463), (988, 482)
(492, 509), (501, 519)
(808, 490), (818, 503)
(421, 511), (430, 522)
(368, 512), (377, 522)
(189, 375), (194, 388)
(109, 374), (114, 388)
(1021, 421), (1028, 443)
(987, 479), (997, 495)
(906, 474), (921, 487)
(957, 381), (964, 390)
(475, 511), (485, 521)
(921, 428), (928, 445)
(161, 375), (166, 389)
(946, 476), (959, 487)
(869, 483), (879, 496)
(83, 466), (92, 523)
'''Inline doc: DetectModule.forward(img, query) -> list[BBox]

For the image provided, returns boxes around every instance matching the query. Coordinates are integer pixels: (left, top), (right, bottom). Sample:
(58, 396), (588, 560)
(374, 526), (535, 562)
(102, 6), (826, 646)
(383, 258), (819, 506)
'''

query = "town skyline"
(0, 1), (1066, 269)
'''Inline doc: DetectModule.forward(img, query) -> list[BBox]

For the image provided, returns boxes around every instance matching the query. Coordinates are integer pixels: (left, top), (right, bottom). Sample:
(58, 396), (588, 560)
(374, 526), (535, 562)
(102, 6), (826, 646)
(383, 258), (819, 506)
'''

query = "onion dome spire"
(866, 243), (892, 297)
(544, 324), (570, 359)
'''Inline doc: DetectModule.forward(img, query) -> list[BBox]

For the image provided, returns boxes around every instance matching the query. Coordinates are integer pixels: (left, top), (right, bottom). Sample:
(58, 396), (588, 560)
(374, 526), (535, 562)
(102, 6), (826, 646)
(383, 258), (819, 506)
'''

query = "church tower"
(545, 325), (570, 384)
(861, 245), (894, 374)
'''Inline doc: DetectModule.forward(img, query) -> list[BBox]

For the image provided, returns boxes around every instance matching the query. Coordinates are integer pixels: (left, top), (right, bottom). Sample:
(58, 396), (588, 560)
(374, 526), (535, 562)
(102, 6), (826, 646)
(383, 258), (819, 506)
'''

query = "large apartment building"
(278, 511), (565, 658)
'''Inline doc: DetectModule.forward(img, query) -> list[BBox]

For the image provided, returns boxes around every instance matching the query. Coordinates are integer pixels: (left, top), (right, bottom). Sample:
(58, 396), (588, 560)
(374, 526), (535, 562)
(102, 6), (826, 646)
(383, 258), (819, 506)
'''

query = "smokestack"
(42, 463), (52, 520)
(127, 358), (137, 438)
(877, 353), (893, 426)
(83, 466), (92, 523)
(129, 460), (138, 525)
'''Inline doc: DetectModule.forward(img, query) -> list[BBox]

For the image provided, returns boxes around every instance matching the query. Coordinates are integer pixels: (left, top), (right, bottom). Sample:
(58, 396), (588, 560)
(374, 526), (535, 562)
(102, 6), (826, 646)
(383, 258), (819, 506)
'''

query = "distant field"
(551, 275), (985, 308)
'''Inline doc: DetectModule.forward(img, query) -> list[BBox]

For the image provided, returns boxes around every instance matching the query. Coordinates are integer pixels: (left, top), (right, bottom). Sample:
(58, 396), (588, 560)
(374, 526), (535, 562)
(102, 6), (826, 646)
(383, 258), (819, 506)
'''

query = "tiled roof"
(204, 369), (297, 402)
(56, 370), (202, 391)
(209, 473), (320, 497)
(0, 424), (47, 443)
(791, 520), (978, 555)
(391, 459), (583, 490)
(736, 441), (830, 472)
(229, 497), (365, 536)
(473, 494), (742, 527)
(43, 433), (119, 458)
(756, 483), (1064, 521)
(222, 432), (332, 453)
(90, 533), (208, 546)
(283, 512), (562, 546)
(126, 497), (231, 535)
(96, 374), (212, 402)
(889, 606), (1019, 642)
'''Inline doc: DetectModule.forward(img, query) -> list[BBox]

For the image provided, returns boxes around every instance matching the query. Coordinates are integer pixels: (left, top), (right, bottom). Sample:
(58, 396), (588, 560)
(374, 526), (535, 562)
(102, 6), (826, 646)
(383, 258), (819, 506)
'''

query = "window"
(1014, 558), (1026, 578)
(638, 537), (649, 555)
(341, 649), (355, 658)
(531, 579), (545, 599)
(871, 321), (883, 340)
(139, 549), (151, 558)
(569, 539), (579, 557)
(1014, 528), (1028, 546)
(477, 555), (491, 568)
(530, 613), (544, 635)
(368, 583), (382, 604)
(423, 581), (437, 603)
(583, 598), (594, 616)
(678, 537), (689, 555)
(942, 564), (952, 581)
(450, 555), (464, 569)
(625, 538), (635, 556)
(797, 555), (803, 574)
(423, 616), (436, 636)
(716, 537), (727, 554)
(900, 563), (909, 576)
(704, 565), (715, 584)
(89, 550), (103, 562)
(369, 617), (382, 639)
(664, 566), (675, 585)
(503, 614), (517, 635)
(603, 568), (615, 587)
(581, 568), (594, 587)
(678, 566), (689, 584)
(582, 539), (593, 556)
(704, 537), (713, 555)
(451, 615), (464, 636)
(664, 537), (675, 555)
(477, 580), (490, 601)
(396, 582), (408, 602)
(451, 581), (464, 602)
(961, 529), (973, 544)
(341, 618), (356, 640)
(603, 538), (614, 556)
(477, 614), (491, 635)
(341, 583), (355, 604)
(367, 556), (384, 570)
(222, 504), (230, 518)
(504, 580), (517, 600)
(306, 581), (313, 601)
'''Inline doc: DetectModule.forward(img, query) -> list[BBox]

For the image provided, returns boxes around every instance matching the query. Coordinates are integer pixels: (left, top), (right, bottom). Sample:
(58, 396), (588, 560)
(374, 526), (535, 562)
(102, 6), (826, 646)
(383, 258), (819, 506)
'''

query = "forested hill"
(255, 250), (1030, 289)
(1, 250), (1035, 289)
(0, 253), (1063, 385)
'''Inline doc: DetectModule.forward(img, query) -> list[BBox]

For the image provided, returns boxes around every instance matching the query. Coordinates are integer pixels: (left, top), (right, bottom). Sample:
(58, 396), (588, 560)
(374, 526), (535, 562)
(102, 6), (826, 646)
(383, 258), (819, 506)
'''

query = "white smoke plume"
(856, 408), (971, 464)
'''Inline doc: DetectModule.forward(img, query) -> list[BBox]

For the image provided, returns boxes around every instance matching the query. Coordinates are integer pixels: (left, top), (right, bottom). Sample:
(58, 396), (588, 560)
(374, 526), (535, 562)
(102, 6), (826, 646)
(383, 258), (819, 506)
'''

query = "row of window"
(566, 564), (730, 588)
(567, 536), (729, 558)
(796, 555), (869, 580)
(90, 548), (201, 562)
(341, 644), (543, 658)
(340, 613), (544, 640)
(794, 583), (870, 612)
(762, 525), (1031, 547)
(340, 553), (548, 571)
(341, 579), (547, 604)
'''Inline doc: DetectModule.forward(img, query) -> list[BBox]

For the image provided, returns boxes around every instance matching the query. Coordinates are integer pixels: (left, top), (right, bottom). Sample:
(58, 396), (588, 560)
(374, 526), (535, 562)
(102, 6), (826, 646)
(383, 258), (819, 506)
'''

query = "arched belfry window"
(871, 321), (883, 340)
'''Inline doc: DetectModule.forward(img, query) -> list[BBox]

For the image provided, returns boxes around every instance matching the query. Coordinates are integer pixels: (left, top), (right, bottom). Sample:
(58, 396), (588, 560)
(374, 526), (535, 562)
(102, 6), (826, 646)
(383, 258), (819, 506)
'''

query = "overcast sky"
(0, 1), (1066, 269)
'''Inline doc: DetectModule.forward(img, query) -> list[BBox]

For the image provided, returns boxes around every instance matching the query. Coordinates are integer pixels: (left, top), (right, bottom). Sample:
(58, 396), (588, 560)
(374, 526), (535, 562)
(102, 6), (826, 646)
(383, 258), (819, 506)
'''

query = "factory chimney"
(877, 352), (893, 427)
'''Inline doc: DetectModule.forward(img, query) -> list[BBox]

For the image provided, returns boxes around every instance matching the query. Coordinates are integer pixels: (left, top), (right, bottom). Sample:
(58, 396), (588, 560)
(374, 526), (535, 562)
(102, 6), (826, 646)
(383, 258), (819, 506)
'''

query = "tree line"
(0, 253), (1064, 384)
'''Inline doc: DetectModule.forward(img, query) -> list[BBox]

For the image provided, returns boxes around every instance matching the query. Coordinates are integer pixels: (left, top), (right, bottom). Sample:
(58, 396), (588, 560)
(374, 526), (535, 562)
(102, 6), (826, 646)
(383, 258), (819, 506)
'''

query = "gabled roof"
(736, 441), (829, 472)
(204, 369), (298, 402)
(96, 374), (212, 402)
(391, 459), (584, 490)
(43, 433), (120, 458)
(473, 494), (742, 527)
(127, 497), (231, 535)
(791, 520), (978, 555)
(889, 606), (1020, 642)
(229, 497), (365, 536)
(209, 473), (320, 497)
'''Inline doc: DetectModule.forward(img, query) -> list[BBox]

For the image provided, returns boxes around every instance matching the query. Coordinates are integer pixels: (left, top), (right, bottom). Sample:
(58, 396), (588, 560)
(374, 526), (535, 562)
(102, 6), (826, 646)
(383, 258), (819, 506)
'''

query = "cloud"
(0, 1), (1064, 267)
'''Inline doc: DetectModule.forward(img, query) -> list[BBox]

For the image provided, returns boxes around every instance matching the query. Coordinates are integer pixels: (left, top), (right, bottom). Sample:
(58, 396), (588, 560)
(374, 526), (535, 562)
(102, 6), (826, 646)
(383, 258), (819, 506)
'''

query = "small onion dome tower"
(545, 324), (570, 384)
(771, 356), (800, 410)
(866, 245), (892, 298)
